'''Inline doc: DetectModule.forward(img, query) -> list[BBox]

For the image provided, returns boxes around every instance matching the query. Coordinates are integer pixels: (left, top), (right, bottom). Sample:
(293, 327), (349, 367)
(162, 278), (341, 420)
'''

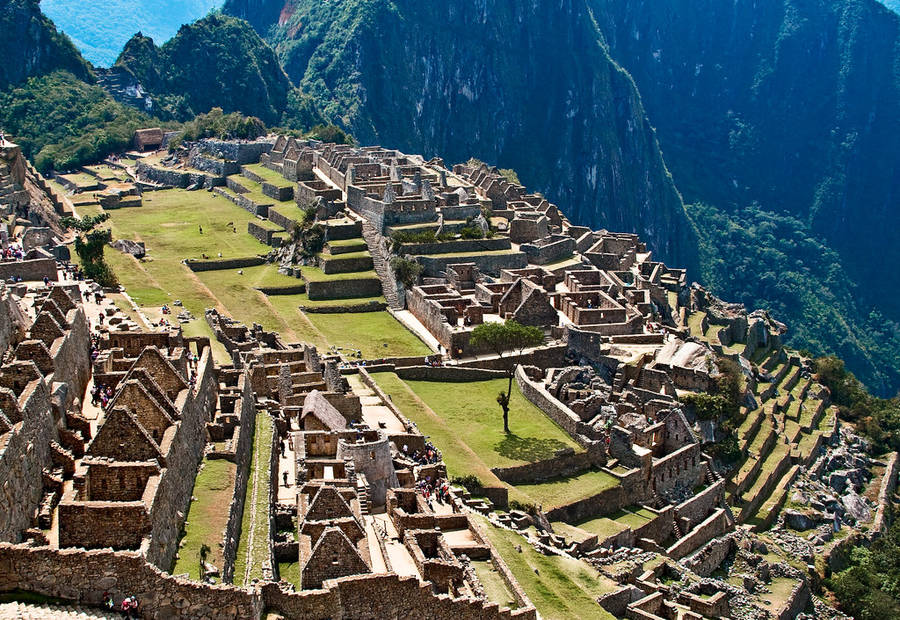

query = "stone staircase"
(361, 219), (402, 309)
(0, 601), (120, 619)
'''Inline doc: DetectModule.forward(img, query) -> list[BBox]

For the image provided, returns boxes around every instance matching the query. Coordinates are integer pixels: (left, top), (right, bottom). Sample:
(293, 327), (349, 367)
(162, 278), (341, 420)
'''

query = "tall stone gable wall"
(49, 306), (91, 408)
(223, 371), (257, 583)
(0, 381), (57, 541)
(145, 348), (217, 569)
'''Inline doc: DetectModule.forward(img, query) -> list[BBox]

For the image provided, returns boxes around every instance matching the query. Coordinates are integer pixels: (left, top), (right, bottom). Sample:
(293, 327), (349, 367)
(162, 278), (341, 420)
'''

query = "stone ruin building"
(0, 134), (893, 620)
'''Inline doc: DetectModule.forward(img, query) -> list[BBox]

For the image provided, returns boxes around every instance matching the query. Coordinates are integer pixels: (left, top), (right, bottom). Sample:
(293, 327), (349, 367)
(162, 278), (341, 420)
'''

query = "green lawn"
(512, 469), (619, 509)
(92, 187), (424, 359)
(277, 561), (300, 588)
(172, 458), (237, 580)
(304, 312), (430, 358)
(300, 264), (379, 281)
(233, 412), (273, 586)
(402, 377), (581, 469)
(567, 516), (628, 540)
(230, 177), (275, 206)
(371, 372), (605, 505)
(474, 516), (617, 620)
(327, 238), (368, 249)
(243, 163), (293, 188)
(472, 560), (517, 608)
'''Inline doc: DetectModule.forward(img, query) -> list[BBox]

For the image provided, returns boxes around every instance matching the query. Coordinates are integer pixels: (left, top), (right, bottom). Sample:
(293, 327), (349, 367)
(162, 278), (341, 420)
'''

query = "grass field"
(87, 188), (427, 360)
(172, 459), (237, 580)
(233, 412), (273, 586)
(512, 469), (619, 509)
(472, 560), (517, 608)
(243, 164), (293, 188)
(473, 516), (617, 619)
(370, 372), (609, 506)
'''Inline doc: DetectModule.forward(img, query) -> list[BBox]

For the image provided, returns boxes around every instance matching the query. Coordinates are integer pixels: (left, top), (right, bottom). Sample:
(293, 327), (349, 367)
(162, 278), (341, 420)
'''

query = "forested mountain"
(114, 14), (319, 126)
(0, 0), (92, 90)
(223, 0), (900, 395)
(40, 0), (221, 67)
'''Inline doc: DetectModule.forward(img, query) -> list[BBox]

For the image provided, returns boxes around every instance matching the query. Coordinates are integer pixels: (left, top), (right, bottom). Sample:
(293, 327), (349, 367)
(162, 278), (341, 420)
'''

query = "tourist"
(283, 471), (289, 487)
(198, 225), (203, 234)
(102, 591), (114, 611)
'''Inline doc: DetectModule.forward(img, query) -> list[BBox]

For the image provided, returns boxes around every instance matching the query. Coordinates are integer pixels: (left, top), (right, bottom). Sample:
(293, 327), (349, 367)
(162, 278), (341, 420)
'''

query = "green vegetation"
(0, 0), (92, 90)
(170, 108), (267, 147)
(389, 256), (423, 288)
(471, 560), (517, 608)
(825, 518), (900, 620)
(302, 311), (429, 358)
(473, 515), (617, 620)
(815, 356), (900, 453)
(233, 411), (272, 585)
(498, 168), (521, 185)
(173, 459), (237, 580)
(470, 320), (544, 433)
(512, 469), (619, 509)
(371, 372), (593, 505)
(0, 71), (150, 172)
(62, 212), (118, 286)
(691, 203), (900, 397)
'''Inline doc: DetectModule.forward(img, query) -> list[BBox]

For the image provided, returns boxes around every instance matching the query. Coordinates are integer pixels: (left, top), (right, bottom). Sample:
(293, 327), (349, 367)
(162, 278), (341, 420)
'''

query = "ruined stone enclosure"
(0, 135), (886, 620)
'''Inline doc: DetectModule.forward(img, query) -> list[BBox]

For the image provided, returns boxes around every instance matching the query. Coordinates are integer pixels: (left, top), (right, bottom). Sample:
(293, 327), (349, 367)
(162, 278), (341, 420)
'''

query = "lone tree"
(469, 320), (543, 433)
(60, 213), (117, 287)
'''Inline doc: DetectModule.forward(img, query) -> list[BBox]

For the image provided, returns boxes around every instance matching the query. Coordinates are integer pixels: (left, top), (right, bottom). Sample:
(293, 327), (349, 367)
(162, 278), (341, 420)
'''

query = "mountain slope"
(592, 0), (900, 321)
(0, 0), (92, 90)
(40, 0), (221, 67)
(115, 13), (294, 125)
(225, 0), (700, 274)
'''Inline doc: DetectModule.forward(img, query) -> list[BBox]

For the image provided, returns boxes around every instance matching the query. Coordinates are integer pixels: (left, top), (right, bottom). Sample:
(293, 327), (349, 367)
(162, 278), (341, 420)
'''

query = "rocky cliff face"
(0, 0), (92, 90)
(592, 0), (900, 319)
(225, 0), (700, 274)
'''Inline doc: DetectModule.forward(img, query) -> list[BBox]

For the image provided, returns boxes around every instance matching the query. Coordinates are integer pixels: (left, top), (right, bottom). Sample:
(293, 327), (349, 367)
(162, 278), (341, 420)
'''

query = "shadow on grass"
(494, 434), (570, 462)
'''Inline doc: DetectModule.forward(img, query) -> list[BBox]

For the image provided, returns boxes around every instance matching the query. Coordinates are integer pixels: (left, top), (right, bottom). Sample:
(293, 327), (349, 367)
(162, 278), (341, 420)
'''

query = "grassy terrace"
(233, 411), (273, 586)
(172, 459), (237, 580)
(84, 188), (425, 360)
(414, 249), (519, 259)
(370, 372), (612, 506)
(243, 163), (293, 188)
(60, 172), (99, 188)
(300, 264), (378, 282)
(327, 238), (369, 249)
(474, 515), (617, 619)
(268, 203), (310, 224)
(230, 178), (277, 206)
(472, 560), (517, 608)
(512, 469), (619, 509)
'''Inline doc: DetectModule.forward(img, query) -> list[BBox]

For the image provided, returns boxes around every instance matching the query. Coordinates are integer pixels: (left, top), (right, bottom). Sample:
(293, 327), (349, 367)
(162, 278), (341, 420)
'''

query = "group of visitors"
(103, 592), (139, 618)
(401, 441), (441, 466)
(1, 243), (23, 261)
(417, 476), (450, 504)
(91, 383), (114, 409)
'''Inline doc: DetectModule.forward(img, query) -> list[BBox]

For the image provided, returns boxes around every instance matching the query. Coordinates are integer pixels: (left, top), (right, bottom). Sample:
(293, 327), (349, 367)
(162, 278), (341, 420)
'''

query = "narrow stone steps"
(361, 220), (402, 309)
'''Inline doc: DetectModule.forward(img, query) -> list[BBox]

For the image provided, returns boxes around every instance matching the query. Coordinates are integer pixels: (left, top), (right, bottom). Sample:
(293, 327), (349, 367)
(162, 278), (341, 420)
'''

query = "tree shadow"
(494, 434), (570, 462)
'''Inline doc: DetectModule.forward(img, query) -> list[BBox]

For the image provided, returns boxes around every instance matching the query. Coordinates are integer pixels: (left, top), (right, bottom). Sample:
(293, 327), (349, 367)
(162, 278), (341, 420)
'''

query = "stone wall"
(873, 451), (899, 534)
(48, 306), (91, 408)
(415, 251), (527, 277)
(146, 348), (217, 569)
(305, 277), (382, 301)
(223, 371), (256, 583)
(185, 257), (265, 272)
(0, 380), (57, 542)
(247, 221), (283, 246)
(515, 366), (602, 445)
(135, 162), (223, 189)
(215, 185), (270, 217)
(490, 447), (604, 485)
(666, 508), (729, 560)
(395, 366), (508, 382)
(199, 139), (272, 165)
(319, 255), (374, 274)
(397, 237), (510, 256)
(680, 532), (737, 576)
(0, 258), (58, 282)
